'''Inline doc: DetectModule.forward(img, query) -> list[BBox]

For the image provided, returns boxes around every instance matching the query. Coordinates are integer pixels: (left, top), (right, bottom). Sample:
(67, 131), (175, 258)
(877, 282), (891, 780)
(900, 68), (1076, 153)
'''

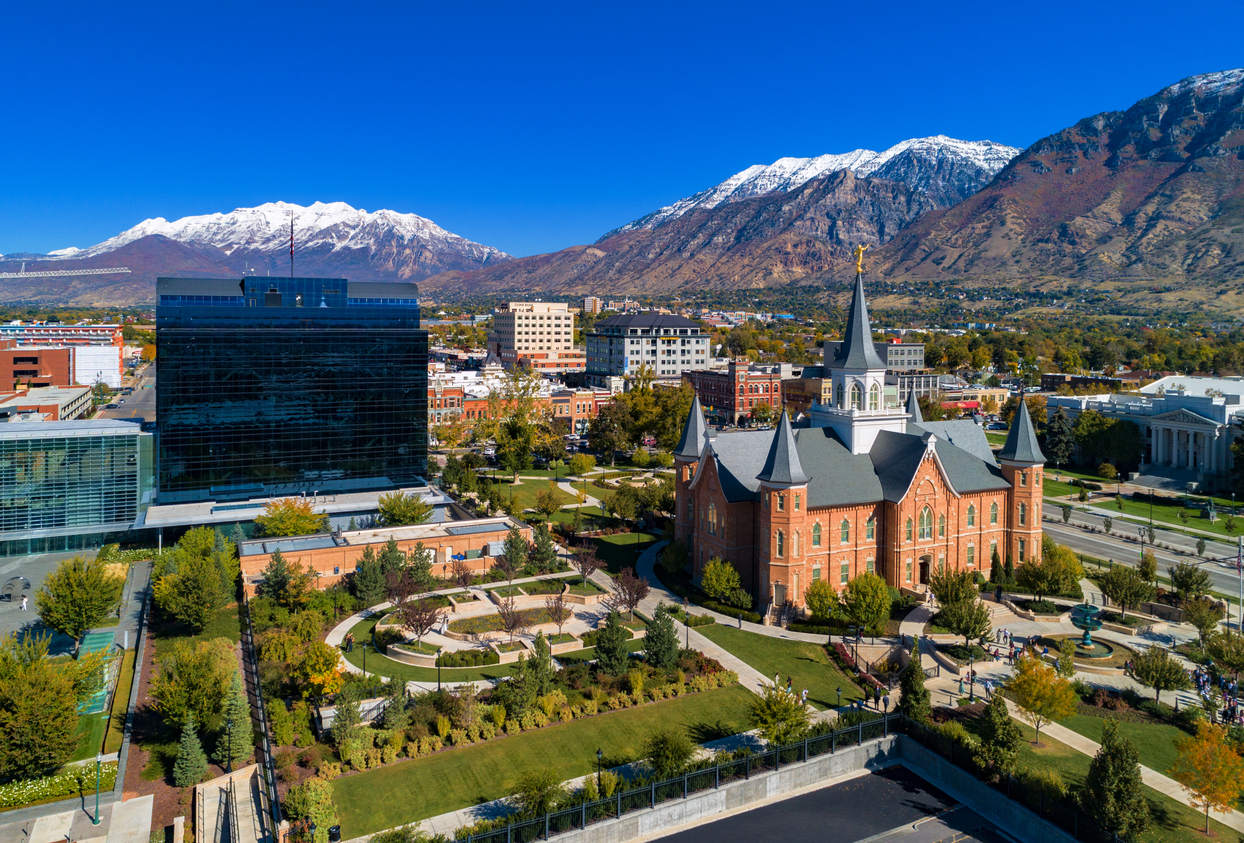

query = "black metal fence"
(240, 599), (282, 829)
(458, 714), (896, 843)
(456, 713), (1131, 843)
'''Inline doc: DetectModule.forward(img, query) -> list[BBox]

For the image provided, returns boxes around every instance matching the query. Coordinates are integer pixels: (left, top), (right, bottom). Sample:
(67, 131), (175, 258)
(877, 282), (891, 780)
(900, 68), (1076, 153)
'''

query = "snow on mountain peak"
(611, 136), (1021, 234)
(69, 201), (510, 261)
(1162, 68), (1244, 97)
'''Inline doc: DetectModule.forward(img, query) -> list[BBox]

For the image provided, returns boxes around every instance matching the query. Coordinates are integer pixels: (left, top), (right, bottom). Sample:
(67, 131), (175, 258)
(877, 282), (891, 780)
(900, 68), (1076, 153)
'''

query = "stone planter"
(386, 643), (441, 668)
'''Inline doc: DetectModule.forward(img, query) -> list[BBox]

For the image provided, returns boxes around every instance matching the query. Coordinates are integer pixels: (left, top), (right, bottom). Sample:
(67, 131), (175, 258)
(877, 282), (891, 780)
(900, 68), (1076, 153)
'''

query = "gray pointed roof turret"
(998, 399), (1045, 464)
(906, 389), (923, 423)
(674, 394), (709, 459)
(828, 273), (886, 370)
(756, 410), (809, 485)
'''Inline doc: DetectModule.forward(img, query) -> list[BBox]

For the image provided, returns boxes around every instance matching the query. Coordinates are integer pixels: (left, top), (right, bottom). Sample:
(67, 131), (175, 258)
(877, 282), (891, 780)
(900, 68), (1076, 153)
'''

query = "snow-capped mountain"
(608, 136), (1019, 235)
(62, 200), (510, 267)
(0, 201), (513, 305)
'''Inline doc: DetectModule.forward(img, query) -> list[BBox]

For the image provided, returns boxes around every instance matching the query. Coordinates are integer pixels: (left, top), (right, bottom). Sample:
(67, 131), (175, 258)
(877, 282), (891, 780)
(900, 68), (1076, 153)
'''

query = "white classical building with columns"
(1046, 375), (1244, 490)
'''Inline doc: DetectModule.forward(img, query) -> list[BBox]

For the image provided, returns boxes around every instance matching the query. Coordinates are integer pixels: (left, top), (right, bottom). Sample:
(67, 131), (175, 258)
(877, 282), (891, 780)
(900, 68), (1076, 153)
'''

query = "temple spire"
(906, 389), (923, 424)
(756, 410), (809, 485)
(674, 394), (709, 459)
(828, 270), (885, 370)
(998, 399), (1045, 464)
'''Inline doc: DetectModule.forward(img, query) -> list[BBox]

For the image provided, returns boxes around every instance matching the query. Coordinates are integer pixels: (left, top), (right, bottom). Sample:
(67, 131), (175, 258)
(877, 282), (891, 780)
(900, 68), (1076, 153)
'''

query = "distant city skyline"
(3, 0), (1242, 259)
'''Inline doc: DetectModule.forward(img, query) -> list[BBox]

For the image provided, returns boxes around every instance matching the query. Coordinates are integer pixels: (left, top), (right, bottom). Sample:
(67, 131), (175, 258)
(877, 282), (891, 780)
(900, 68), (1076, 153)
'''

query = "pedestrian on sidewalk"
(873, 686), (881, 708)
(20, 595), (27, 611)
(801, 688), (808, 706)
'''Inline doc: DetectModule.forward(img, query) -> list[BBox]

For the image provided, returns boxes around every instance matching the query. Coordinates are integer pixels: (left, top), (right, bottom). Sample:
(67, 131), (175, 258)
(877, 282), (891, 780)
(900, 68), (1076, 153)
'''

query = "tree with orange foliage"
(1005, 649), (1077, 747)
(1170, 721), (1244, 834)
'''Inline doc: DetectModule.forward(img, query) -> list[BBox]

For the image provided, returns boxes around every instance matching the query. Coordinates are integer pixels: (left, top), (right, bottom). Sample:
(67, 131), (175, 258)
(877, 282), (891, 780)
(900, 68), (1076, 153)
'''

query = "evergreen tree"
(595, 611), (630, 676)
(1003, 555), (1015, 585)
(502, 526), (529, 578)
(528, 632), (556, 697)
(173, 715), (209, 787)
(230, 523), (246, 551)
(379, 537), (406, 578)
(260, 549), (292, 602)
(330, 685), (363, 750)
(352, 546), (385, 608)
(405, 541), (435, 595)
(1083, 719), (1151, 839)
(989, 547), (1003, 586)
(898, 639), (930, 723)
(381, 679), (409, 732)
(347, 517), (358, 531)
(213, 671), (253, 768)
(975, 692), (1022, 774)
(645, 604), (679, 670)
(530, 524), (558, 573)
(1045, 406), (1075, 470)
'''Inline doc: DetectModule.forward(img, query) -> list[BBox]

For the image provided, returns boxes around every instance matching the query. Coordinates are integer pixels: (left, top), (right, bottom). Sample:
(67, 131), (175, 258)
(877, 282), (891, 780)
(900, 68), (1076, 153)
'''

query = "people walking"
(20, 595), (27, 611)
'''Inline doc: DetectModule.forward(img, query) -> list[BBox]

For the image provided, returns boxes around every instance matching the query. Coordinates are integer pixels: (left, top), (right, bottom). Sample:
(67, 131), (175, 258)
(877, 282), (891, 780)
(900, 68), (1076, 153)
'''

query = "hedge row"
(579, 626), (634, 648)
(0, 763), (118, 810)
(436, 648), (501, 668)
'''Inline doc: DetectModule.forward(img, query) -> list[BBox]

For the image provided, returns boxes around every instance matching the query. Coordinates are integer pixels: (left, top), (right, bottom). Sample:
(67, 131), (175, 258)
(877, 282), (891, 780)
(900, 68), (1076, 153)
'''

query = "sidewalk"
(0, 794), (153, 843)
(999, 698), (1244, 834)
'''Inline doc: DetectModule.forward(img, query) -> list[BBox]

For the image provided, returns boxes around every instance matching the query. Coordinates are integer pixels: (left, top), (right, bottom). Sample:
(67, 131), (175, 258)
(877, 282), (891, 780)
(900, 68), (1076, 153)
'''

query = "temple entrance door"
(774, 583), (786, 607)
(919, 555), (933, 585)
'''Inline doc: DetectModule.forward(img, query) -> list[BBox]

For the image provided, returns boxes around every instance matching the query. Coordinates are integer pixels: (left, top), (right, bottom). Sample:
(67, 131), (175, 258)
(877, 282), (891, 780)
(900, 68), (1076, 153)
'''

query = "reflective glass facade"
(0, 423), (153, 557)
(156, 277), (428, 504)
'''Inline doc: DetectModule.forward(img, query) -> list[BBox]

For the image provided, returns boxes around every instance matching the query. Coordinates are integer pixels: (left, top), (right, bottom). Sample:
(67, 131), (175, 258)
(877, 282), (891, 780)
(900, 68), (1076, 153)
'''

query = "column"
(1188, 430), (1195, 471)
(1154, 425), (1163, 466)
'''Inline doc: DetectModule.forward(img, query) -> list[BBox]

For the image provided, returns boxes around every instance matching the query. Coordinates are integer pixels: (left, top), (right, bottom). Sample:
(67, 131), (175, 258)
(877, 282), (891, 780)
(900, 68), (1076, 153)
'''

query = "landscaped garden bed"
(448, 607), (555, 635)
(518, 578), (573, 596)
(1011, 598), (1063, 616)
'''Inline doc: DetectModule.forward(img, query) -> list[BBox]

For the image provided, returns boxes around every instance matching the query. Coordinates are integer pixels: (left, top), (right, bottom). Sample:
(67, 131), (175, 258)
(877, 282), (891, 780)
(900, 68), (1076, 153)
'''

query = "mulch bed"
(122, 621), (248, 838)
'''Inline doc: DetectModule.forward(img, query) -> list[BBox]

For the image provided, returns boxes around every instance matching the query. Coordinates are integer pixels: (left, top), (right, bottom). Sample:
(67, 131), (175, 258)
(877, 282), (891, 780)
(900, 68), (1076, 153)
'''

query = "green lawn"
(549, 505), (623, 532)
(342, 616), (514, 682)
(960, 717), (1236, 842)
(693, 625), (863, 710)
(592, 533), (659, 575)
(492, 479), (576, 514)
(556, 639), (647, 664)
(151, 603), (241, 660)
(332, 684), (755, 837)
(984, 432), (1007, 446)
(104, 647), (137, 754)
(71, 712), (109, 761)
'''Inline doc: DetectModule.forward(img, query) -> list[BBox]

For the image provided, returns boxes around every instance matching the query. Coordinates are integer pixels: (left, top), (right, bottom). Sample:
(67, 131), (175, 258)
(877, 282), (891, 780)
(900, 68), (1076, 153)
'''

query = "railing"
(227, 776), (242, 843)
(458, 713), (898, 843)
(240, 599), (282, 830)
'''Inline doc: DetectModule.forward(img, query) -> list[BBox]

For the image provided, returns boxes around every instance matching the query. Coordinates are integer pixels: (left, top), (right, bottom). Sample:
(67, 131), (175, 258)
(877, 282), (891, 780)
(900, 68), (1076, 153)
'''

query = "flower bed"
(1011, 598), (1062, 616)
(831, 642), (884, 691)
(519, 578), (571, 596)
(0, 762), (118, 810)
(448, 608), (554, 635)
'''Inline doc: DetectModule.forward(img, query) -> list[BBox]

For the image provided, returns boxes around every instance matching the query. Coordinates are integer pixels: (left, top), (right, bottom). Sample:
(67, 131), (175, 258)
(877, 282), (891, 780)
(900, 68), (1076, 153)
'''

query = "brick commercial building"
(683, 361), (793, 425)
(489, 302), (586, 372)
(674, 274), (1044, 617)
(237, 516), (531, 594)
(0, 340), (74, 388)
(0, 323), (125, 388)
(0, 386), (94, 421)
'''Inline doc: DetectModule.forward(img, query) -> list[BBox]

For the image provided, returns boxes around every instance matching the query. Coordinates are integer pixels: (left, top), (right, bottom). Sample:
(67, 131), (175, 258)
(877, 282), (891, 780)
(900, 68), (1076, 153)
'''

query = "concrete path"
(556, 480), (600, 508)
(0, 793), (153, 843)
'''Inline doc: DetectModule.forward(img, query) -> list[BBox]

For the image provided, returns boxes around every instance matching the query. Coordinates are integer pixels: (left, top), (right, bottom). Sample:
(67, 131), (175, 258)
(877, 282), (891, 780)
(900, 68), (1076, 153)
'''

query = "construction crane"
(0, 262), (131, 279)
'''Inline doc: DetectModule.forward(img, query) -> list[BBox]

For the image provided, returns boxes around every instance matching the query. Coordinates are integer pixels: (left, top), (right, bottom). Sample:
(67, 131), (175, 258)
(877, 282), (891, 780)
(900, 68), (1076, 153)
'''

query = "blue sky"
(2, 1), (1242, 258)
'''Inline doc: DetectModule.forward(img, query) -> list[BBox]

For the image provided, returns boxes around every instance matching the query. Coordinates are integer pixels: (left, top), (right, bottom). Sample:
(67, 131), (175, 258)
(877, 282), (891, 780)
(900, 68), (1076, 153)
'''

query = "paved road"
(652, 766), (985, 843)
(96, 362), (156, 423)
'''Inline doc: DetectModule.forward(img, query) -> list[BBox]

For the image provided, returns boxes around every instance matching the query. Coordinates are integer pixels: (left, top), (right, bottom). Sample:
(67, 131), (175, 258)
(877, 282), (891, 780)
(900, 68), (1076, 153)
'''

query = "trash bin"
(328, 826), (342, 842)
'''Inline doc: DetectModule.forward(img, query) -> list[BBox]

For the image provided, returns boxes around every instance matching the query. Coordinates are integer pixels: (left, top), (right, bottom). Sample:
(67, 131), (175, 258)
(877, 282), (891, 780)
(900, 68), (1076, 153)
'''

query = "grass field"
(71, 712), (108, 761)
(984, 432), (1007, 447)
(332, 684), (755, 837)
(103, 647), (137, 754)
(693, 625), (863, 710)
(960, 716), (1235, 842)
(556, 639), (647, 664)
(492, 479), (576, 515)
(152, 603), (241, 660)
(592, 533), (659, 575)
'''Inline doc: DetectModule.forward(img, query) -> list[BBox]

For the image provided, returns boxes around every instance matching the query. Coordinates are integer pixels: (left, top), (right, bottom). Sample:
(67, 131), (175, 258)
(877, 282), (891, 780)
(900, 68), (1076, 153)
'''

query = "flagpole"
(1237, 535), (1242, 633)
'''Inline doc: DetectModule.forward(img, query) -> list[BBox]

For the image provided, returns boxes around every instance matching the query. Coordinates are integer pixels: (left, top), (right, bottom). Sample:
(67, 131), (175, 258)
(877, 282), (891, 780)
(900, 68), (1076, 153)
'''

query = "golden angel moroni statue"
(853, 244), (870, 274)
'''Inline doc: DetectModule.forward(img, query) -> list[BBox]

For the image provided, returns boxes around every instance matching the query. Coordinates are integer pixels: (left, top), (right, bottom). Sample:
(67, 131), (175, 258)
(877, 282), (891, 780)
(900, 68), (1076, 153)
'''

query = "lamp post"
(684, 597), (690, 650)
(596, 748), (603, 793)
(1137, 525), (1146, 566)
(836, 686), (842, 712)
(361, 641), (370, 677)
(92, 752), (102, 825)
(968, 655), (975, 701)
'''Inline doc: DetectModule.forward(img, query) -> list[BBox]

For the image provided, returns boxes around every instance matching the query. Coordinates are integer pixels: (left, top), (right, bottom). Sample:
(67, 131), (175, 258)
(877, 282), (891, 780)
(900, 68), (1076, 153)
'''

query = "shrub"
(436, 648), (500, 668)
(0, 763), (118, 810)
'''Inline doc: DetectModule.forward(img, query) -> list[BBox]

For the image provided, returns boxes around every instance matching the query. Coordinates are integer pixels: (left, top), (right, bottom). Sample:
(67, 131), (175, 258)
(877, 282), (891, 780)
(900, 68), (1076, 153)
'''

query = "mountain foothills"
(0, 201), (511, 306)
(4, 68), (1243, 310)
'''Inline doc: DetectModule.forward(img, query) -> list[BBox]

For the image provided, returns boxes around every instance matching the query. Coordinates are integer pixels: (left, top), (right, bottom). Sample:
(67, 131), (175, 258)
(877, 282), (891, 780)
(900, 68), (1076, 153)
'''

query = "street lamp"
(684, 597), (690, 650)
(1138, 525), (1147, 564)
(968, 655), (975, 701)
(92, 752), (102, 825)
(836, 686), (842, 711)
(361, 641), (370, 676)
(596, 748), (603, 793)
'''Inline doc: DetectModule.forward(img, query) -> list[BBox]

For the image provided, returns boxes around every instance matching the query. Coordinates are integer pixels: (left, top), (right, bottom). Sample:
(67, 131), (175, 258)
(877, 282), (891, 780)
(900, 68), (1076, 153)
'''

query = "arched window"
(905, 518), (913, 541)
(967, 505), (976, 526)
(793, 530), (800, 556)
(812, 522), (822, 547)
(866, 518), (875, 539)
(708, 502), (717, 536)
(990, 502), (999, 524)
(836, 383), (844, 408)
(840, 519), (850, 543)
(1019, 503), (1027, 526)
(776, 530), (785, 558)
(938, 514), (946, 537)
(869, 383), (880, 411)
(850, 383), (863, 410)
(919, 507), (933, 540)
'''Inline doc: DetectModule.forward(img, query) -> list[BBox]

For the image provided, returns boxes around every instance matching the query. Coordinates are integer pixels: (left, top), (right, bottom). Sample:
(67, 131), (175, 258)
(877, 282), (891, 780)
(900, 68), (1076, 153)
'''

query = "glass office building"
(0, 421), (154, 557)
(156, 277), (428, 504)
